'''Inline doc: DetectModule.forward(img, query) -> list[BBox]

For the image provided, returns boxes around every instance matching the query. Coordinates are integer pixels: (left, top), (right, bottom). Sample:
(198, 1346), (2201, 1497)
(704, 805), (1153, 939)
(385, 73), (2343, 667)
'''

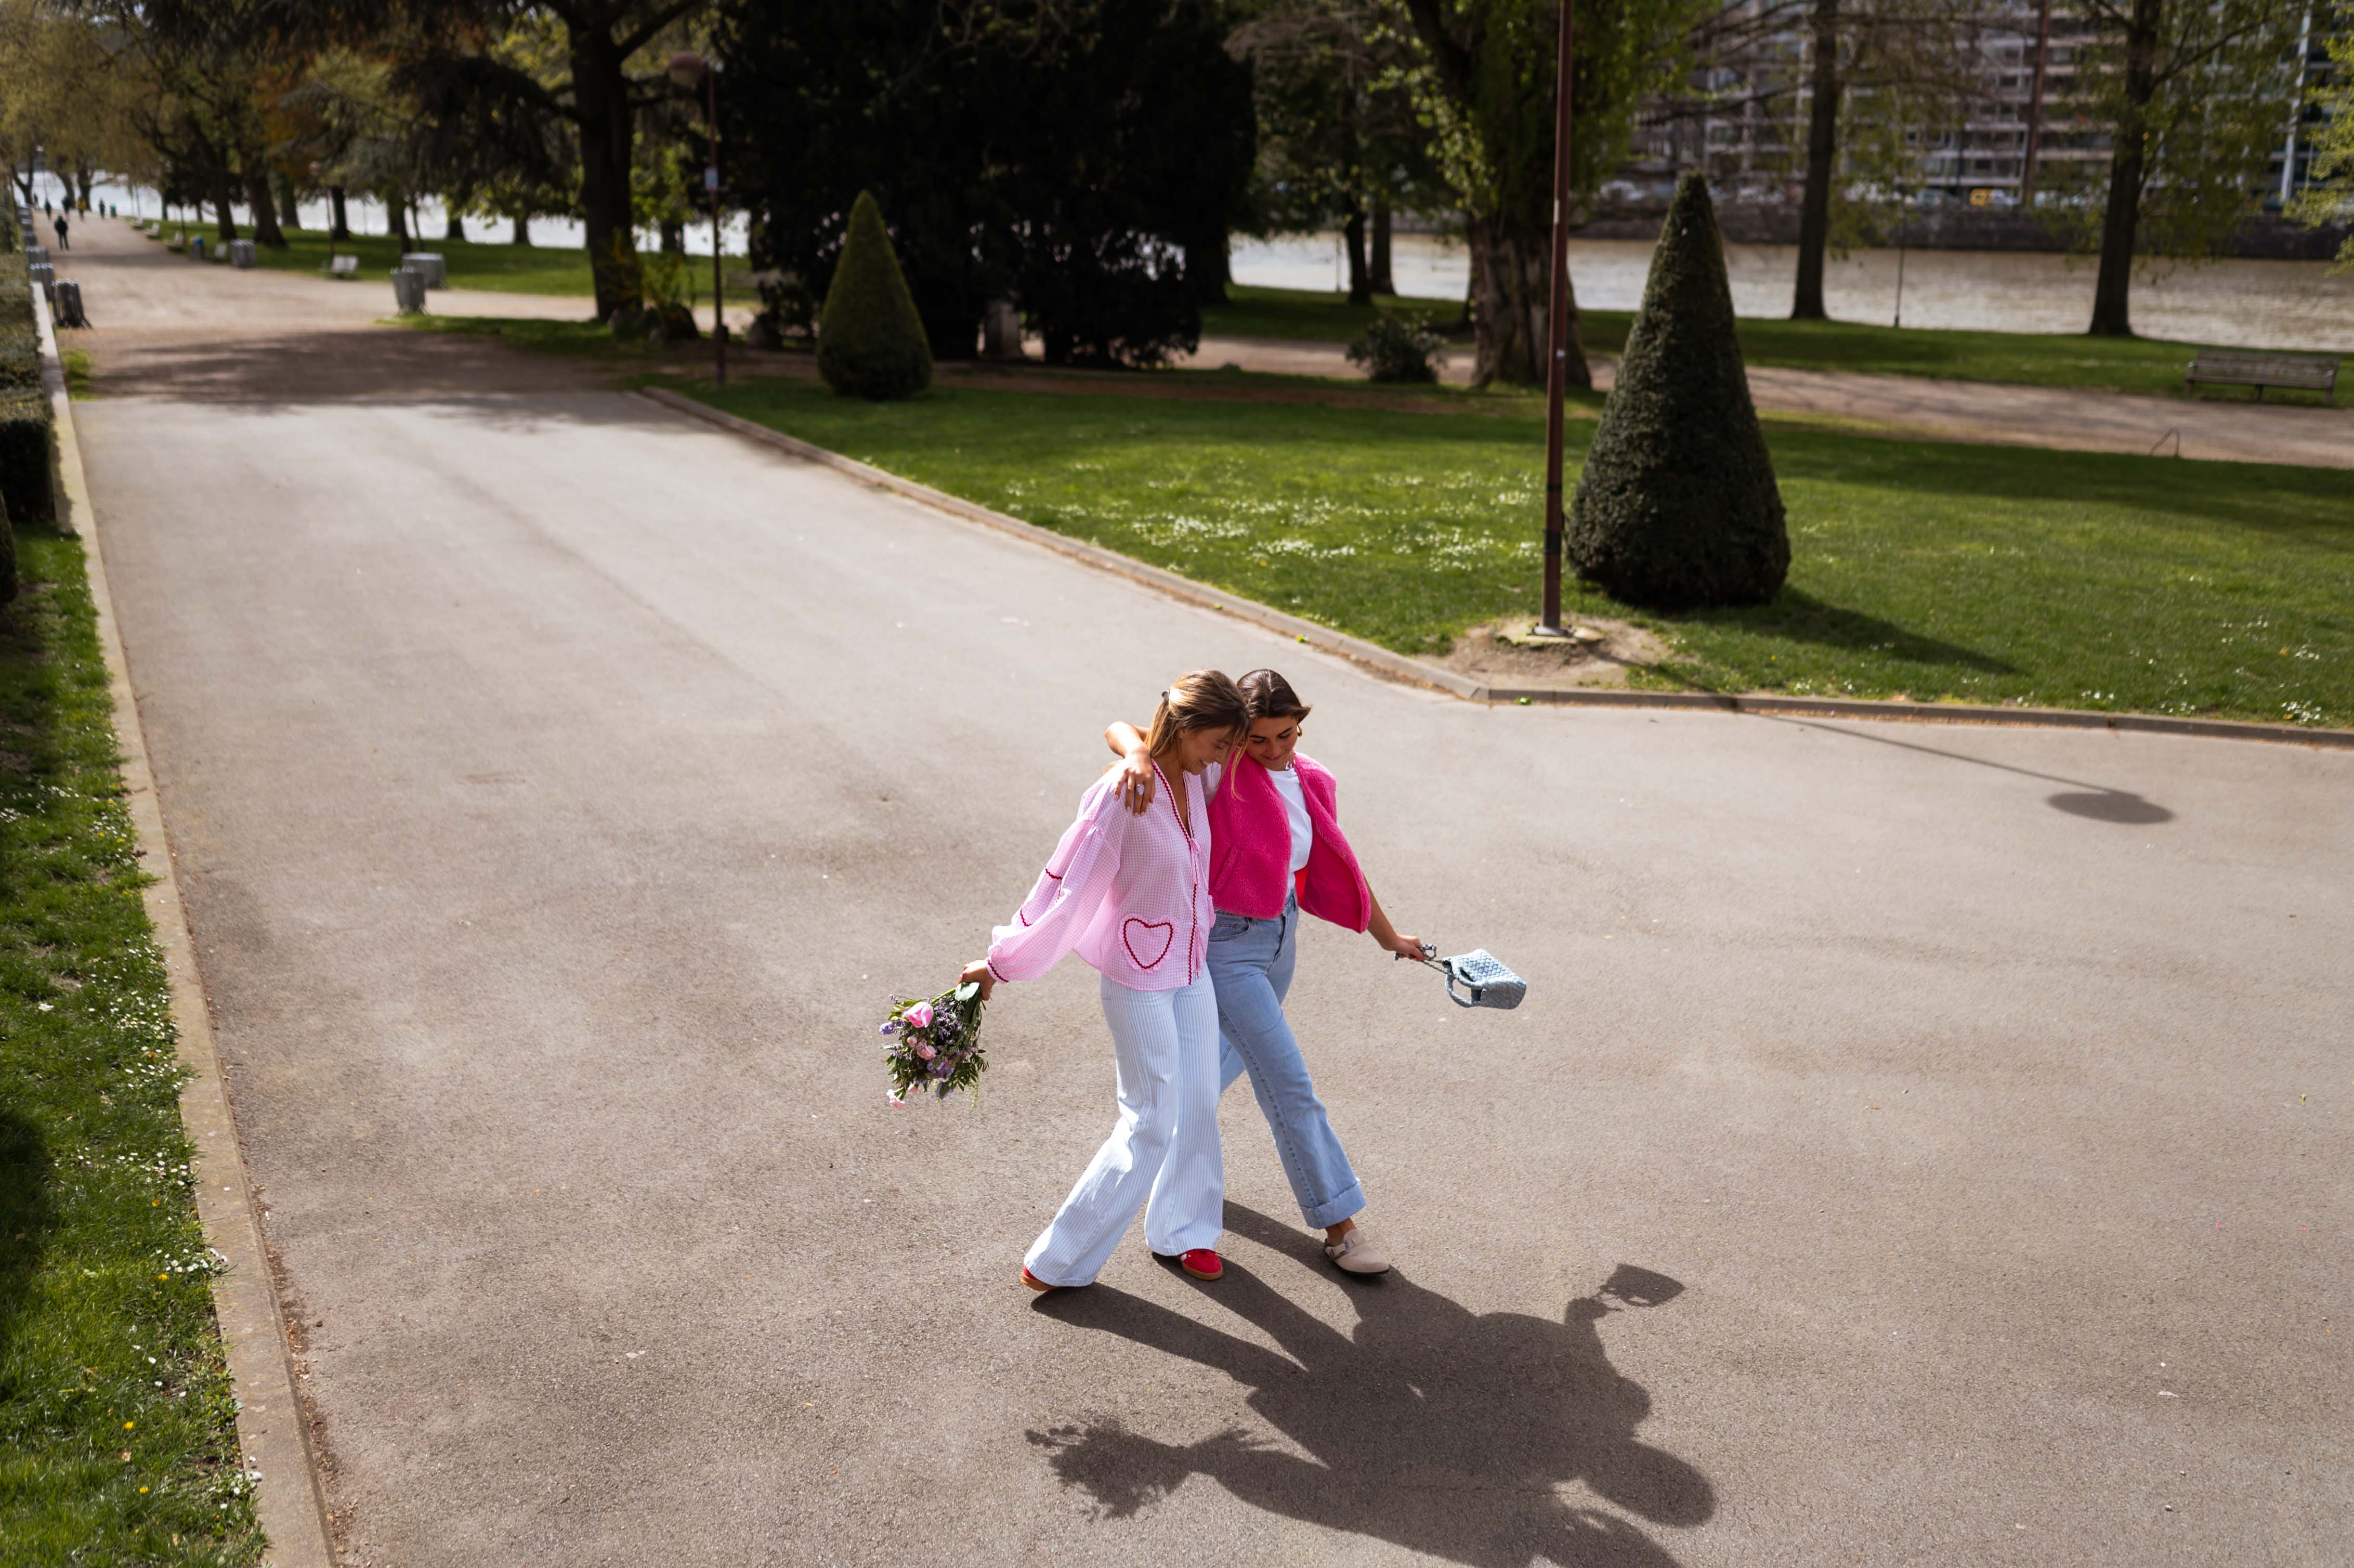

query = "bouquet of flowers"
(880, 979), (989, 1105)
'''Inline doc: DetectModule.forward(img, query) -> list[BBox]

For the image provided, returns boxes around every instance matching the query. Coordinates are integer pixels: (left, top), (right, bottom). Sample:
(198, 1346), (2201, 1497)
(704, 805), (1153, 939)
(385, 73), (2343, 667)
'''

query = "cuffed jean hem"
(1207, 896), (1367, 1232)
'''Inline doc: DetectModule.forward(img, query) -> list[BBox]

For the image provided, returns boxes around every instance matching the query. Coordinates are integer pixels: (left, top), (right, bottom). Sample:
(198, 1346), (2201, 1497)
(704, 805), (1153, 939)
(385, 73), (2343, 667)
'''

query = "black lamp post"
(669, 50), (726, 388)
(1535, 0), (1577, 637)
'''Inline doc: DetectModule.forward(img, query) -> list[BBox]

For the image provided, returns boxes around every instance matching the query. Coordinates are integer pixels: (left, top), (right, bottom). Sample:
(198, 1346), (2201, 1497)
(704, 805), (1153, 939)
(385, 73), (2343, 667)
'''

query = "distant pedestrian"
(53, 212), (68, 250)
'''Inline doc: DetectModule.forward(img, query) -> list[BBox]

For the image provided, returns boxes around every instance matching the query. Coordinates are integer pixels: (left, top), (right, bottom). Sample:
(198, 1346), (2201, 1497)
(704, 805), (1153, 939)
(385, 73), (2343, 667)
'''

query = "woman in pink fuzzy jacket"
(1106, 668), (1423, 1275)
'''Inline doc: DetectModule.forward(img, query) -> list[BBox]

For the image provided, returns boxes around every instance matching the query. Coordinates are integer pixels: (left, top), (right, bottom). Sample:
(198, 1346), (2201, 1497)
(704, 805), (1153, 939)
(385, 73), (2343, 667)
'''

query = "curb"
(638, 386), (2354, 752)
(36, 300), (337, 1564)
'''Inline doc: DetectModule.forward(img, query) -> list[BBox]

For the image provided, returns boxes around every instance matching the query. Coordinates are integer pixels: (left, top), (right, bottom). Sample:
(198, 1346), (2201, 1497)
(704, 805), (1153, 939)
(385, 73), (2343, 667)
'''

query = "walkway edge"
(37, 302), (337, 1564)
(639, 387), (2354, 751)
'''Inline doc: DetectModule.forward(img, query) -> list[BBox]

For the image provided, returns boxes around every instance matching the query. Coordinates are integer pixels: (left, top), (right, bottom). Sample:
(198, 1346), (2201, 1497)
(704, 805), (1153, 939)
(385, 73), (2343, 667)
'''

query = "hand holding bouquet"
(880, 979), (990, 1105)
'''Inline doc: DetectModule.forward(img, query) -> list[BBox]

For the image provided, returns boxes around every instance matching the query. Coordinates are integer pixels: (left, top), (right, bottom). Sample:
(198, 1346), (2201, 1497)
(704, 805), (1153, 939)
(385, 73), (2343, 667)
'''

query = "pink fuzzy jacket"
(1206, 753), (1370, 931)
(985, 761), (1213, 991)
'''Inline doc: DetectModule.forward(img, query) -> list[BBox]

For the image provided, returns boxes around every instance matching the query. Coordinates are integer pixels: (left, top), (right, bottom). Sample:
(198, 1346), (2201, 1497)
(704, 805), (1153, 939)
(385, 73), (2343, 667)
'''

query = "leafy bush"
(817, 192), (932, 400)
(1346, 312), (1446, 383)
(0, 488), (14, 605)
(1568, 172), (1787, 609)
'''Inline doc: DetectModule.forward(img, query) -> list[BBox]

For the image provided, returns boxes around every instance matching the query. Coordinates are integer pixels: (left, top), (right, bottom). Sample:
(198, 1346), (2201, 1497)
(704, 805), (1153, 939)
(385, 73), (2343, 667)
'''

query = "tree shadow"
(0, 1109), (53, 1357)
(1027, 1205), (1711, 1567)
(1669, 587), (2014, 674)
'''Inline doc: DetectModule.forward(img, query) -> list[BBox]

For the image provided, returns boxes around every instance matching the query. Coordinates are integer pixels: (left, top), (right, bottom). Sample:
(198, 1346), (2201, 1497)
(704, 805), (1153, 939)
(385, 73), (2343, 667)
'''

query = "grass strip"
(1202, 285), (2343, 404)
(684, 377), (2352, 728)
(0, 529), (263, 1565)
(145, 221), (753, 302)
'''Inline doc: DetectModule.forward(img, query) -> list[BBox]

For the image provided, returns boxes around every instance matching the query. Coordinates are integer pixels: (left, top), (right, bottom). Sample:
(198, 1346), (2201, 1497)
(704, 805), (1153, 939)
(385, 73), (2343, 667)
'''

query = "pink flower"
(915, 1043), (936, 1061)
(905, 1002), (935, 1029)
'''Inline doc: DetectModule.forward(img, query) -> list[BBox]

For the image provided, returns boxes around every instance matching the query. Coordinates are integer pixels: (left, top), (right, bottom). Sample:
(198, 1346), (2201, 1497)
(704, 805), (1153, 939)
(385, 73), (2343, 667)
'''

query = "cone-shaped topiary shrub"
(1568, 172), (1787, 609)
(818, 192), (932, 401)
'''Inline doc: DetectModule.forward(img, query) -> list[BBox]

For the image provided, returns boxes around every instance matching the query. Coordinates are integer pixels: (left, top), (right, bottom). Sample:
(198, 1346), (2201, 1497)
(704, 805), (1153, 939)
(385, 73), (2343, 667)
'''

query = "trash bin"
(228, 239), (257, 269)
(24, 245), (46, 267)
(399, 252), (447, 289)
(391, 266), (428, 315)
(27, 262), (53, 287)
(190, 236), (207, 261)
(51, 279), (89, 330)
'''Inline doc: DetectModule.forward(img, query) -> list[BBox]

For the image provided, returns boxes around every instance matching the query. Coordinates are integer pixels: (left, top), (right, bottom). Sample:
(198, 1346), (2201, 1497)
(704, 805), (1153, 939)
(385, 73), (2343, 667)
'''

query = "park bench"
(2185, 350), (2338, 406)
(325, 253), (359, 278)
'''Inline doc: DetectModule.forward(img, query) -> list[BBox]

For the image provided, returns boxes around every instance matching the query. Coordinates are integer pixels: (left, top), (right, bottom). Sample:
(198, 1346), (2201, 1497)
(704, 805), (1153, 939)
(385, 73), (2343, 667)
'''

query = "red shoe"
(1021, 1267), (1057, 1292)
(1177, 1249), (1223, 1282)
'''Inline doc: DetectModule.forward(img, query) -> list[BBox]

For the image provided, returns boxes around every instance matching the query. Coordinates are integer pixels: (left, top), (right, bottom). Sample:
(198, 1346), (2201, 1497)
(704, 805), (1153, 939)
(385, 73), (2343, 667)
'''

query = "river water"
(1230, 231), (2354, 353)
(70, 173), (2351, 353)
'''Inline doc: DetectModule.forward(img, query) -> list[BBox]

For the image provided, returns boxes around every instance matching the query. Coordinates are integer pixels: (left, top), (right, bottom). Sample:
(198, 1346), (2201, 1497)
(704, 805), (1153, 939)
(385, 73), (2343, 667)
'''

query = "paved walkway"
(1181, 335), (2354, 469)
(62, 217), (2354, 1566)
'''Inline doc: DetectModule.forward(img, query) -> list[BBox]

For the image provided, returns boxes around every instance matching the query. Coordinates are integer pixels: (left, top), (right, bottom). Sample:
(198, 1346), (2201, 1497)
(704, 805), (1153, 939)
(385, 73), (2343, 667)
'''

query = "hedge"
(0, 250), (54, 524)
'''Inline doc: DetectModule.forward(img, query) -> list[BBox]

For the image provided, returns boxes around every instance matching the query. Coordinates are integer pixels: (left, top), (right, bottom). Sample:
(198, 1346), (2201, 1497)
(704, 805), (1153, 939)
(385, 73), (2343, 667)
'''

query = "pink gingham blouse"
(986, 761), (1215, 991)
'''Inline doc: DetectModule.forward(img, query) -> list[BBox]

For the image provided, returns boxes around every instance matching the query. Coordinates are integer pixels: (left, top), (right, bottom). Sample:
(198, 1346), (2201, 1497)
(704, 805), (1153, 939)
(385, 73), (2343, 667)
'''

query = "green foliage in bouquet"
(881, 979), (989, 1104)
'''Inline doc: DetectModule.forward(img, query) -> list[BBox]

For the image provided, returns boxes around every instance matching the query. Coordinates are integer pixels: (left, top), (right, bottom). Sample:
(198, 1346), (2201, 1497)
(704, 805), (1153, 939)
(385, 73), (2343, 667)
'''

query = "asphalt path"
(68, 229), (2354, 1566)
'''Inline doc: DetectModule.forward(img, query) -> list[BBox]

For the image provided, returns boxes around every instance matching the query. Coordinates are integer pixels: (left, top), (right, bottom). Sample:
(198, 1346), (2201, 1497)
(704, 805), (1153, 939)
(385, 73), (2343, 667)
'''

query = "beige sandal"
(1323, 1227), (1392, 1275)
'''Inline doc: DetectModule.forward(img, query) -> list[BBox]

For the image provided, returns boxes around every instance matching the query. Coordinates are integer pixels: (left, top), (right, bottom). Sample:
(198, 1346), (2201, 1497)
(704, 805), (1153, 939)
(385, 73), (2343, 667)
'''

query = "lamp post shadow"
(1028, 1207), (1713, 1568)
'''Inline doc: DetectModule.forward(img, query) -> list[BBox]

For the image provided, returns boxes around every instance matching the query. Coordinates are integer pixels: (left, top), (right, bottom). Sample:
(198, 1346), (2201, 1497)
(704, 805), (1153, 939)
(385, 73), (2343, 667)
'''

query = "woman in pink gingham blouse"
(960, 670), (1249, 1291)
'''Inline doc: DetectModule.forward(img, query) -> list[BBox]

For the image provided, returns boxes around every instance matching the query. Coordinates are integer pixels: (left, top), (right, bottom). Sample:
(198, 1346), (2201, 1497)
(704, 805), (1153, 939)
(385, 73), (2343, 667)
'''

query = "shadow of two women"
(1027, 1205), (1713, 1567)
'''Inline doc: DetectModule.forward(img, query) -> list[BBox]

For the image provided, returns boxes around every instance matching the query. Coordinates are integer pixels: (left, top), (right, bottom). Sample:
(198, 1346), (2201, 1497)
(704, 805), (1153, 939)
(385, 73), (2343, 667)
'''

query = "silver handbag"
(1416, 945), (1526, 1010)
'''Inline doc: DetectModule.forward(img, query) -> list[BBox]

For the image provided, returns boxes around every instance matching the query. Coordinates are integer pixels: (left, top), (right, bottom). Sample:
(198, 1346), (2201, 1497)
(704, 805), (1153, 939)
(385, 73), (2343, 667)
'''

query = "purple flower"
(929, 1057), (953, 1078)
(879, 1020), (900, 1035)
(905, 1001), (935, 1029)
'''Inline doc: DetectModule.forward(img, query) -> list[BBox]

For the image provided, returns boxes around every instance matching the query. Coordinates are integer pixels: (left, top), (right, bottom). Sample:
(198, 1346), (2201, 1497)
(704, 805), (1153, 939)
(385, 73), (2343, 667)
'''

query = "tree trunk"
(512, 212), (531, 245)
(75, 164), (93, 207)
(387, 189), (410, 250)
(329, 186), (350, 240)
(274, 174), (299, 228)
(569, 25), (640, 321)
(1791, 0), (1841, 321)
(1342, 204), (1371, 304)
(660, 219), (686, 254)
(2088, 0), (2161, 337)
(210, 170), (239, 241)
(445, 208), (467, 241)
(243, 169), (286, 247)
(1467, 213), (1589, 388)
(1369, 195), (1395, 295)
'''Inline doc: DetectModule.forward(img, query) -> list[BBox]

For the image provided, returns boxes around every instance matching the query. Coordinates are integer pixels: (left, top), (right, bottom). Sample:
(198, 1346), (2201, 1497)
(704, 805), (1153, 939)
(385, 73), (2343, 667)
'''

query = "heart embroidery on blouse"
(1122, 918), (1175, 970)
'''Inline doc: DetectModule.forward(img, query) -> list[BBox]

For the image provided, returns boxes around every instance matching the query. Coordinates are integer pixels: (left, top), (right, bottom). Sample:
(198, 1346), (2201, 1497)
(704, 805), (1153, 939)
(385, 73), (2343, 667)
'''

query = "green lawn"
(1205, 284), (2343, 404)
(686, 377), (2352, 727)
(0, 532), (263, 1562)
(145, 221), (751, 300)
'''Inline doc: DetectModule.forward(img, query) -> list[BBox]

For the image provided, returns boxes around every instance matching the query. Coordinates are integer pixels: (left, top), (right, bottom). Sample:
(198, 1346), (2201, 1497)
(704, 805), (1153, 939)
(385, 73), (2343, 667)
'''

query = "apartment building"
(1618, 1), (2337, 214)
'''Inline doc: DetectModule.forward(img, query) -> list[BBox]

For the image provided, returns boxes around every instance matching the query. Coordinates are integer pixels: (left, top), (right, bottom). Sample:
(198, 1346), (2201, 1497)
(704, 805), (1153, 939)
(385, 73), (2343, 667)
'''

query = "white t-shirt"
(1270, 764), (1313, 873)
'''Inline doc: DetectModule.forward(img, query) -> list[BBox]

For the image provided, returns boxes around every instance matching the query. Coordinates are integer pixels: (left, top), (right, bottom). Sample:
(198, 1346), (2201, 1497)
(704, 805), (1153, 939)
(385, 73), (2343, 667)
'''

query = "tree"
(1232, 0), (1440, 304)
(717, 0), (1252, 366)
(1783, 0), (1972, 319)
(2068, 0), (2303, 336)
(1394, 0), (1711, 388)
(817, 191), (933, 399)
(1568, 172), (1787, 609)
(404, 0), (709, 318)
(2290, 3), (2353, 268)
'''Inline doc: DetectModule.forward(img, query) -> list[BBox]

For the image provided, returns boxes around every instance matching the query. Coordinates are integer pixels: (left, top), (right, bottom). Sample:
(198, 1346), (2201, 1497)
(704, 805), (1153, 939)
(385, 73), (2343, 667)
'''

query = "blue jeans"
(1206, 896), (1366, 1229)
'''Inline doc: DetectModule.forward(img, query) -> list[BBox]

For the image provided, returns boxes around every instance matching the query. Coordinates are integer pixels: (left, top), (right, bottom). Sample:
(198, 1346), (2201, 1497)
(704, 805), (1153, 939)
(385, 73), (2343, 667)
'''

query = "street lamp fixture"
(669, 49), (726, 388)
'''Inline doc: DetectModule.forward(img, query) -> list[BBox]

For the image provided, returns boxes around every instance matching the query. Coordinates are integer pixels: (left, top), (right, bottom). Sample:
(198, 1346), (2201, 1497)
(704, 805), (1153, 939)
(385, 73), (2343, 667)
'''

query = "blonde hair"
(1145, 669), (1248, 759)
